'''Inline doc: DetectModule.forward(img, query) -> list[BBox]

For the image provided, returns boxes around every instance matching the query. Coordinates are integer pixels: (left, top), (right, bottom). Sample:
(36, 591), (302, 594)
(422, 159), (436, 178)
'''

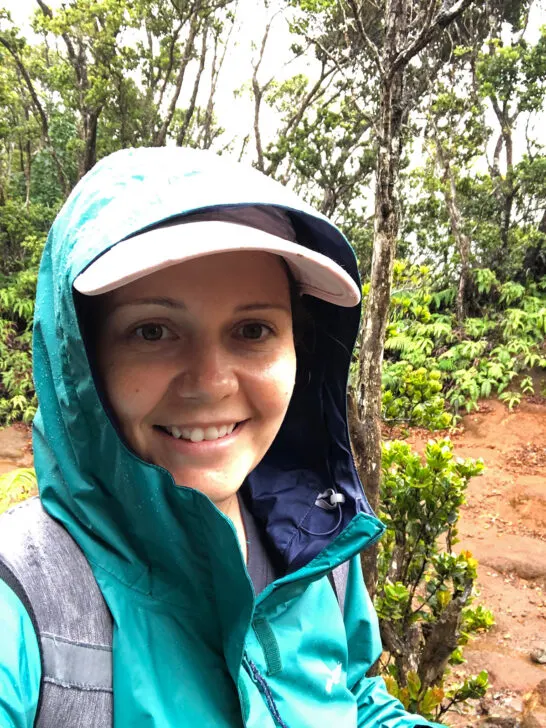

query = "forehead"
(102, 250), (291, 308)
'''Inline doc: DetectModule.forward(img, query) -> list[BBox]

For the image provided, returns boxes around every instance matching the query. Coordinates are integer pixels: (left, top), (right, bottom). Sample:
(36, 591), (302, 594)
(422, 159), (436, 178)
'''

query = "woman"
(0, 148), (439, 727)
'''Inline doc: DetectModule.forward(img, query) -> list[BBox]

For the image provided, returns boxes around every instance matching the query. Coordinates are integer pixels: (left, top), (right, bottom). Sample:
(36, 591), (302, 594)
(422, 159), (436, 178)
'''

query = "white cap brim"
(73, 220), (361, 307)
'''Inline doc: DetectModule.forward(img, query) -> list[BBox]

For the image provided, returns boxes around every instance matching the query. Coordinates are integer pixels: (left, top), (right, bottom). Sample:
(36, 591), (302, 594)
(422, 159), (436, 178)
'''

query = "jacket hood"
(33, 147), (377, 600)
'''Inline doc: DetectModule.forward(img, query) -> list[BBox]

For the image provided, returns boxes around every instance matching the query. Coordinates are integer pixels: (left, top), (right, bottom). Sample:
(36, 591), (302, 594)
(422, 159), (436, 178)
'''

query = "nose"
(172, 339), (238, 402)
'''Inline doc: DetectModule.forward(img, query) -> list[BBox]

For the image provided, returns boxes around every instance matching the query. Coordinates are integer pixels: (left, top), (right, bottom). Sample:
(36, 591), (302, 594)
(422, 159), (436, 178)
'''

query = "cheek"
(100, 357), (159, 427)
(253, 352), (297, 416)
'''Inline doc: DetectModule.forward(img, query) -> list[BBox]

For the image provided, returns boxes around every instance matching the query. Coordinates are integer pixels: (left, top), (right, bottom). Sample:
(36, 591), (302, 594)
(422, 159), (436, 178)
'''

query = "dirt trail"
(0, 424), (33, 474)
(0, 401), (544, 725)
(408, 399), (546, 726)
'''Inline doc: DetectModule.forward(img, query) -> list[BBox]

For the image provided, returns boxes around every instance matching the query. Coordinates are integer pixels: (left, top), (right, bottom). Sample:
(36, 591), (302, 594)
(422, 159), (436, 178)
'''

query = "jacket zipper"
(242, 654), (289, 728)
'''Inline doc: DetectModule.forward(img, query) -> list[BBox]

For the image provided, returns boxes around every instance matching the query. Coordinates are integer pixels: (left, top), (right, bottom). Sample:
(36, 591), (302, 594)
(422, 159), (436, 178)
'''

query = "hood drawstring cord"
(301, 489), (346, 537)
(315, 489), (345, 511)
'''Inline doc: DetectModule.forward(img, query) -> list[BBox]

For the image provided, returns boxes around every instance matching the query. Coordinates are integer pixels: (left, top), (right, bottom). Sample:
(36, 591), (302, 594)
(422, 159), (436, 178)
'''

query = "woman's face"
(96, 250), (297, 506)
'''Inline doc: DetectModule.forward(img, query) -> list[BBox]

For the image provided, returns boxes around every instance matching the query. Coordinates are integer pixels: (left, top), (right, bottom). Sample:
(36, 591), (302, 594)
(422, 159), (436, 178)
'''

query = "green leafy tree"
(405, 6), (546, 310)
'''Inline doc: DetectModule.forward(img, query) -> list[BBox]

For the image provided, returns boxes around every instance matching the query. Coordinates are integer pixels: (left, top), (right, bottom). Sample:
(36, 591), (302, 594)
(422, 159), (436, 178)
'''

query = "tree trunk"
(489, 93), (516, 268)
(25, 137), (31, 209)
(153, 18), (200, 147)
(358, 2), (407, 597)
(176, 26), (208, 146)
(80, 108), (100, 178)
(350, 0), (477, 595)
(456, 251), (471, 323)
(417, 581), (473, 689)
(435, 137), (472, 322)
(502, 125), (515, 250)
(380, 620), (423, 685)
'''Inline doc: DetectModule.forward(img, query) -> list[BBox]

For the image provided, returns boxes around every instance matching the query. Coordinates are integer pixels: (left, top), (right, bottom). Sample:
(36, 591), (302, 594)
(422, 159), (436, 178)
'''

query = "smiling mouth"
(157, 423), (241, 443)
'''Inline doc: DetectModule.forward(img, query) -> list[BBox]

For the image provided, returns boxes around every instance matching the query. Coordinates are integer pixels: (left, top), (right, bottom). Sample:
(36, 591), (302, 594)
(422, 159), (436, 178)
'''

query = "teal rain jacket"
(0, 148), (440, 727)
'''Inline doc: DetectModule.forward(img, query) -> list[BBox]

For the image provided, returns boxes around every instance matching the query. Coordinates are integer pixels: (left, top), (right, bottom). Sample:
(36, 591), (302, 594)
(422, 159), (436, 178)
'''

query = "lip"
(155, 420), (247, 453)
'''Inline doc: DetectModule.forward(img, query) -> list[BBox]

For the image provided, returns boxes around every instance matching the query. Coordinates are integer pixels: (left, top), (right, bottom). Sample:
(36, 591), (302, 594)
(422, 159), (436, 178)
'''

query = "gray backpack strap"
(0, 497), (113, 728)
(329, 561), (350, 615)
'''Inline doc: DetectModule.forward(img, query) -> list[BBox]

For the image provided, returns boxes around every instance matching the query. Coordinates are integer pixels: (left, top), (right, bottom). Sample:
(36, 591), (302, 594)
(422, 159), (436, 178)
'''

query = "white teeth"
(204, 426), (219, 440)
(165, 423), (238, 441)
(190, 428), (205, 442)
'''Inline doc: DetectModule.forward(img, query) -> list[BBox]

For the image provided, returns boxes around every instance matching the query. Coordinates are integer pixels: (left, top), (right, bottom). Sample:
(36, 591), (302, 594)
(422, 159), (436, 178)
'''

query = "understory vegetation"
(0, 237), (43, 424)
(0, 467), (37, 515)
(376, 439), (492, 722)
(368, 265), (544, 719)
(381, 263), (546, 429)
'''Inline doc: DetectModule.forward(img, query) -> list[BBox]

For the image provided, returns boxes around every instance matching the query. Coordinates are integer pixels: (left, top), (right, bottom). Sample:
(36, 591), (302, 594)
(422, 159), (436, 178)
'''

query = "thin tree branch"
(176, 26), (208, 146)
(421, 0), (441, 36)
(251, 11), (282, 171)
(35, 0), (79, 78)
(156, 21), (184, 108)
(0, 34), (69, 194)
(200, 1), (238, 147)
(390, 0), (475, 79)
(344, 0), (384, 75)
(290, 62), (335, 128)
(154, 13), (201, 146)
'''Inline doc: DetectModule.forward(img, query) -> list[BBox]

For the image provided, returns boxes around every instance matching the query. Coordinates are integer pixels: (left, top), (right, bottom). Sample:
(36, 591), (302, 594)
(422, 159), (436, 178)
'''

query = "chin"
(170, 469), (246, 504)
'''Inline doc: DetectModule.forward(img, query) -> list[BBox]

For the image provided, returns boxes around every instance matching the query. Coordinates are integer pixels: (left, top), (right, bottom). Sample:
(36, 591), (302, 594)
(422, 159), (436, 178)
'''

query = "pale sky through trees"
(8, 0), (305, 148)
(6, 0), (546, 171)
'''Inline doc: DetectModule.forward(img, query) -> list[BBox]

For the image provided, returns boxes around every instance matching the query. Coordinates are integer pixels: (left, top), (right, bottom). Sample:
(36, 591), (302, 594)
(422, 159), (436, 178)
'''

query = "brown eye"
(239, 323), (270, 341)
(136, 324), (167, 341)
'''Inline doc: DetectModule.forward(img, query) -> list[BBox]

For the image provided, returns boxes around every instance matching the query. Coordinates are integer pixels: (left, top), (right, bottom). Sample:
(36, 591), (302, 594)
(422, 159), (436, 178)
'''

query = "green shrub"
(382, 364), (453, 430)
(0, 468), (37, 515)
(461, 604), (495, 634)
(377, 438), (491, 723)
(0, 236), (42, 425)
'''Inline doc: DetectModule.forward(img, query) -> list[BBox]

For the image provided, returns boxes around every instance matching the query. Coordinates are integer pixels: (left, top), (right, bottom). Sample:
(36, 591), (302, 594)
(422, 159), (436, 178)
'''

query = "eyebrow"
(235, 303), (291, 313)
(112, 297), (186, 310)
(111, 297), (290, 314)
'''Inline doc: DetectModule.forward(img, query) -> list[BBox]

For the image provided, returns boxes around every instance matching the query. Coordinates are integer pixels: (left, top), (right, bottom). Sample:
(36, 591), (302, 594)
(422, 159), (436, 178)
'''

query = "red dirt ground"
(1, 400), (545, 725)
(406, 399), (546, 727)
